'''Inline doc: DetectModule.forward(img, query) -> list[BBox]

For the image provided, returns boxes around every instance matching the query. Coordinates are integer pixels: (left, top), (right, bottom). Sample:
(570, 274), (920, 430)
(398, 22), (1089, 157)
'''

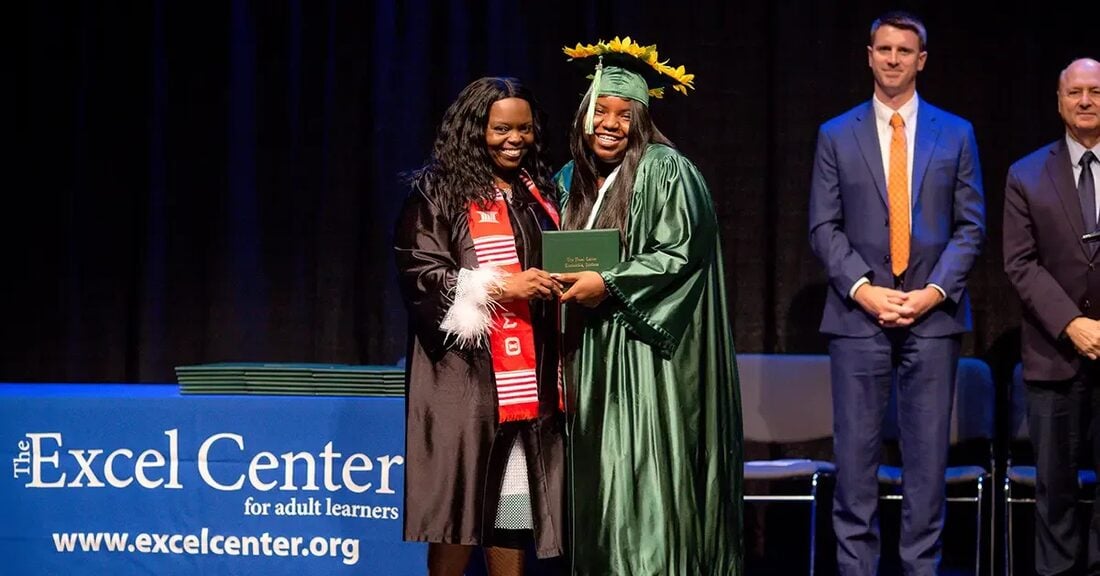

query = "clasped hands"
(1065, 317), (1100, 360)
(493, 269), (607, 308)
(853, 283), (944, 328)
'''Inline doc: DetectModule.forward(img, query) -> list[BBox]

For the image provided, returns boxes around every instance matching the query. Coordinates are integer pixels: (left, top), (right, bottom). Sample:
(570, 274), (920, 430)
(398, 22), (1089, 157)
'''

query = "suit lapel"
(1046, 140), (1091, 259)
(911, 104), (941, 208)
(853, 102), (888, 207)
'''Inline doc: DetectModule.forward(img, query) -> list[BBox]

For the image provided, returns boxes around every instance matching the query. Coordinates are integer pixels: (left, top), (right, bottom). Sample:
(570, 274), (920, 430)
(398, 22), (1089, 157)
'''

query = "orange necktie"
(887, 112), (909, 276)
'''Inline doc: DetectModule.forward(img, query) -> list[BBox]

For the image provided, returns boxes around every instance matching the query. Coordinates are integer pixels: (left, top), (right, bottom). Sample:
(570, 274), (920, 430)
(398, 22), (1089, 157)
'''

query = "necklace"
(494, 182), (513, 202)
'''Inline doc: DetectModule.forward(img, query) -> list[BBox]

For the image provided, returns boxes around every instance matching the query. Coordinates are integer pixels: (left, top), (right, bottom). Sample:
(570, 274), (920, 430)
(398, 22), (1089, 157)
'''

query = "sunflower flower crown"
(563, 36), (695, 98)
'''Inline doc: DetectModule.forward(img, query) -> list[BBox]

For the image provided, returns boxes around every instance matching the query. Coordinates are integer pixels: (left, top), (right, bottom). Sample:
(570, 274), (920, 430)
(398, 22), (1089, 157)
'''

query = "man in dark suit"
(808, 11), (985, 576)
(1004, 57), (1100, 576)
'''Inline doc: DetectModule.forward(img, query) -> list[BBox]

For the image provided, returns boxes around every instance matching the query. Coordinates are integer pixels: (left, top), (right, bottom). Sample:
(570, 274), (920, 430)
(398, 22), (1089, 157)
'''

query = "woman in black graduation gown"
(393, 77), (565, 576)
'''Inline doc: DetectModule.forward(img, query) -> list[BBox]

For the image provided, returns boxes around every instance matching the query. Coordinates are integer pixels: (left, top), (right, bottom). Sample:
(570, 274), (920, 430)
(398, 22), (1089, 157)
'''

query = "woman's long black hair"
(561, 92), (673, 235)
(408, 77), (554, 214)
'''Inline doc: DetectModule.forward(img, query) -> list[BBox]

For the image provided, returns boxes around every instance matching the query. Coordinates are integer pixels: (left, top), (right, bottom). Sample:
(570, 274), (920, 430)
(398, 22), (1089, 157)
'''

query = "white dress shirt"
(872, 93), (918, 209)
(1065, 133), (1100, 224)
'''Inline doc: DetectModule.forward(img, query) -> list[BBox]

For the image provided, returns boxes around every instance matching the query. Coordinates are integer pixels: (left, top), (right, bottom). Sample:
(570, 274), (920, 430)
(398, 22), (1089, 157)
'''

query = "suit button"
(1091, 263), (1096, 271)
(1086, 300), (1092, 310)
(884, 218), (890, 227)
(883, 255), (890, 264)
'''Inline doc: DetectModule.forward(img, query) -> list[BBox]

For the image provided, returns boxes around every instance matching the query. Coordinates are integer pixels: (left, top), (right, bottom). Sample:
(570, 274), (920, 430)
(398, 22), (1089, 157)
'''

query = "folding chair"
(739, 353), (835, 576)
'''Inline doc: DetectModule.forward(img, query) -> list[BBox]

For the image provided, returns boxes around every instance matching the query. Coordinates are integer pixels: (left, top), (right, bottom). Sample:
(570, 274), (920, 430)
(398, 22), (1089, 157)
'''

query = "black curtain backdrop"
(5, 0), (1095, 383)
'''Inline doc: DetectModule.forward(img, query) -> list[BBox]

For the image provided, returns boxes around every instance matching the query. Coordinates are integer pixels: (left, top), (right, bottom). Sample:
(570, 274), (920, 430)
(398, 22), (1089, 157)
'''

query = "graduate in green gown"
(552, 38), (743, 576)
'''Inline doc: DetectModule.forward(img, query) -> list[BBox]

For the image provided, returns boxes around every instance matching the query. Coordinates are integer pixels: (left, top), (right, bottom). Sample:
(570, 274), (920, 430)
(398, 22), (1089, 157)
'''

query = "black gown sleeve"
(394, 185), (462, 357)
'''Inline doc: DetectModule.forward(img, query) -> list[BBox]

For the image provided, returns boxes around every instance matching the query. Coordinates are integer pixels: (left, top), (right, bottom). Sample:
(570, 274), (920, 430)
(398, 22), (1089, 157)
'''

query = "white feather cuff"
(439, 266), (506, 349)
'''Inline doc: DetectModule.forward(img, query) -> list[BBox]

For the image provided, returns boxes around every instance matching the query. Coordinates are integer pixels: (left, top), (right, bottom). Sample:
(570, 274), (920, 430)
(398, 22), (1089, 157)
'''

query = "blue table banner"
(0, 384), (425, 575)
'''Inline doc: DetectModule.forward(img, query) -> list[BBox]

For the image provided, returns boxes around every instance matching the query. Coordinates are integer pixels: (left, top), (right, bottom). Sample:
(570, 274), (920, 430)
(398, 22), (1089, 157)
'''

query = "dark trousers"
(830, 330), (960, 576)
(1026, 369), (1100, 576)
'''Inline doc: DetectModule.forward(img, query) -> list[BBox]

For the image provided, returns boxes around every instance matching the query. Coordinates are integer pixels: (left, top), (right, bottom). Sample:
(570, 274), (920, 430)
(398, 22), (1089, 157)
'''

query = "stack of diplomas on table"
(542, 228), (620, 273)
(175, 363), (405, 397)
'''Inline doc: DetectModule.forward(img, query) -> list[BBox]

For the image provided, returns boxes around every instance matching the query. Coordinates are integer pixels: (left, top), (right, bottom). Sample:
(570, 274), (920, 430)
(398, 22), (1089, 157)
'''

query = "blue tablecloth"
(0, 383), (425, 575)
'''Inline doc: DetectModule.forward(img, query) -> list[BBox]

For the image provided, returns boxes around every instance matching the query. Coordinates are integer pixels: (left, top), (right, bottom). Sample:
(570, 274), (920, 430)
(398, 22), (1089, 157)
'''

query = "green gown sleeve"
(553, 162), (574, 209)
(601, 147), (718, 358)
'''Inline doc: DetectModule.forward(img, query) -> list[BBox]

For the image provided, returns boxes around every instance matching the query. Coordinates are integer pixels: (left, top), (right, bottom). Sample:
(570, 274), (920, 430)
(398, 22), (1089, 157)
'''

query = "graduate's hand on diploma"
(555, 271), (608, 308)
(497, 268), (563, 302)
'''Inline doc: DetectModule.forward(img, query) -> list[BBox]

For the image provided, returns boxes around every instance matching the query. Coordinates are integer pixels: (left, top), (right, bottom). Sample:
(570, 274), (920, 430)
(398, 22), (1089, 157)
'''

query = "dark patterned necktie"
(1080, 150), (1097, 232)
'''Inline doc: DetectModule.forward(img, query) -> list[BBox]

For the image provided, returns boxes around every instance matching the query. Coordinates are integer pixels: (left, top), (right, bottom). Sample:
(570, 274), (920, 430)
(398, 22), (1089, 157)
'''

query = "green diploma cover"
(542, 229), (621, 273)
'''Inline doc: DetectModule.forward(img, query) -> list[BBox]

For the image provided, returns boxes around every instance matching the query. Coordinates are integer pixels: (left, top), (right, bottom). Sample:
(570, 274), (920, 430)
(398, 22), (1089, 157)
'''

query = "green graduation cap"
(563, 36), (696, 134)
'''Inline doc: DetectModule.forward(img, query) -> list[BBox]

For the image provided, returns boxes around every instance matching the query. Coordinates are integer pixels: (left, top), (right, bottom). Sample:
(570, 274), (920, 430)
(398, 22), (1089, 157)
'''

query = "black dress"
(393, 183), (564, 558)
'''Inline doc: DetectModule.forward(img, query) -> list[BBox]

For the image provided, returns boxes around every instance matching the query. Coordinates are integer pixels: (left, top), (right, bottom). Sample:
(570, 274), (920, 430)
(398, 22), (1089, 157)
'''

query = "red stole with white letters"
(466, 173), (559, 422)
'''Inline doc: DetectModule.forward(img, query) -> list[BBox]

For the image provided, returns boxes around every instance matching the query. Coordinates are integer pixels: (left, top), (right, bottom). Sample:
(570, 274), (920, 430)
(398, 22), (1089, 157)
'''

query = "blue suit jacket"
(809, 99), (985, 337)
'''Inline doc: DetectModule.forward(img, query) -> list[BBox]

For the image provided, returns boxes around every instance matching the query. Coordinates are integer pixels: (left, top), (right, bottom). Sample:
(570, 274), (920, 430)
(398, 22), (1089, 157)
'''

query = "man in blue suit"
(808, 11), (985, 576)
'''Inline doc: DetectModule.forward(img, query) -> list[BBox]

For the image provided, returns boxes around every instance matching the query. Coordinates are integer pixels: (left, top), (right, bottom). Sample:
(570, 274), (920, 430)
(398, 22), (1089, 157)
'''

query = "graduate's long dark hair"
(408, 77), (554, 215)
(562, 92), (673, 236)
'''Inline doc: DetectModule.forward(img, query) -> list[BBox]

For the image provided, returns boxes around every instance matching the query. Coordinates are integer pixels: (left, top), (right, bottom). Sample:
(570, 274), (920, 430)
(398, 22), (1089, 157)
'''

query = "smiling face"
(586, 95), (633, 165)
(1059, 59), (1100, 144)
(484, 97), (534, 181)
(867, 24), (926, 104)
